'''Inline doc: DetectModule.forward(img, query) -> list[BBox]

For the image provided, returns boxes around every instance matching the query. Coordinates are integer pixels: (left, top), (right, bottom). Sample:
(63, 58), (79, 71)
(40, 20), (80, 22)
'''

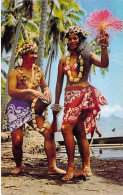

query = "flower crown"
(15, 40), (38, 58)
(65, 26), (90, 38)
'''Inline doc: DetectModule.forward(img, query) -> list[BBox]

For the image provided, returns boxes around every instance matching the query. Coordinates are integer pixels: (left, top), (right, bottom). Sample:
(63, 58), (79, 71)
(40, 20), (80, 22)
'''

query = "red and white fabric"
(62, 85), (107, 134)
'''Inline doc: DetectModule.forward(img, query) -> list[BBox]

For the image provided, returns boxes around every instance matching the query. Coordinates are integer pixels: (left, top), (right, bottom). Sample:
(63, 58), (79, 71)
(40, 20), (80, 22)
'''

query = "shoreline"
(1, 131), (123, 195)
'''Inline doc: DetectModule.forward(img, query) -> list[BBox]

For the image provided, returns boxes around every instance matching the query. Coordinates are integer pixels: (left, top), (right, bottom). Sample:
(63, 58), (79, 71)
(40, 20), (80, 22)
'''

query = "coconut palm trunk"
(1, 6), (24, 131)
(36, 0), (48, 68)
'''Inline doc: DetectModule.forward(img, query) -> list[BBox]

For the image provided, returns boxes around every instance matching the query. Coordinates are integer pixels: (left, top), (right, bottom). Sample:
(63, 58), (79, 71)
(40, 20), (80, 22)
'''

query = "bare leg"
(11, 128), (23, 174)
(95, 128), (102, 137)
(61, 124), (77, 180)
(36, 115), (65, 175)
(74, 120), (92, 177)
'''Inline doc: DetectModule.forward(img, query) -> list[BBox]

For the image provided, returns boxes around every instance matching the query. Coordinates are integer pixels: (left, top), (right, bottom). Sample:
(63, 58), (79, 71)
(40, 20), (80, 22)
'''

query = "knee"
(43, 124), (54, 140)
(12, 135), (23, 147)
(75, 128), (86, 140)
(61, 125), (70, 137)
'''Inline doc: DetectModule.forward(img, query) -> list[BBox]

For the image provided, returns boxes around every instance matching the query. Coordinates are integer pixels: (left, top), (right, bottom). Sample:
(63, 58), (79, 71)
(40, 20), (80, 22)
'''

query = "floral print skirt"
(62, 85), (107, 134)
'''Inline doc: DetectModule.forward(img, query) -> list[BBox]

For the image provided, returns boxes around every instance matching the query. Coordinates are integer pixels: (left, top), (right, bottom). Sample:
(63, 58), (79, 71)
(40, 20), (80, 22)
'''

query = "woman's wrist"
(43, 87), (49, 91)
(51, 103), (62, 112)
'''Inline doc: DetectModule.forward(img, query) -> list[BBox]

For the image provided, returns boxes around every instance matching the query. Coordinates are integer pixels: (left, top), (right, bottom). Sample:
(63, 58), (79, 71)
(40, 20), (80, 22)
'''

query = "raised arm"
(90, 31), (109, 68)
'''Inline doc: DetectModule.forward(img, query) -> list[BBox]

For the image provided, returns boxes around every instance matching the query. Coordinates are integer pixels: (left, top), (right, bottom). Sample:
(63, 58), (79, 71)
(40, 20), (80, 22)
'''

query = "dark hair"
(66, 32), (91, 75)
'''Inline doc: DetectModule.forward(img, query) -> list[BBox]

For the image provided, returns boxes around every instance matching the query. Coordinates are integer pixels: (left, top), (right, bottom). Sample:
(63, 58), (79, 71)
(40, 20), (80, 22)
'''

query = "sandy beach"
(1, 130), (123, 195)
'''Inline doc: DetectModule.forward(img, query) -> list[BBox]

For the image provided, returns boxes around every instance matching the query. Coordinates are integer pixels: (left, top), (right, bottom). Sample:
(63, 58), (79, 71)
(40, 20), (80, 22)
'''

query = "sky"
(1, 0), (123, 123)
(77, 0), (123, 118)
(47, 0), (123, 123)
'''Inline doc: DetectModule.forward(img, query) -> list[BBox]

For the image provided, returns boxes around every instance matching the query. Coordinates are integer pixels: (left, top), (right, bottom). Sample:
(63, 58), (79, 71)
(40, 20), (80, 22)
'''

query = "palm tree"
(35, 0), (48, 68)
(1, 0), (34, 131)
(44, 0), (85, 83)
(1, 0), (39, 55)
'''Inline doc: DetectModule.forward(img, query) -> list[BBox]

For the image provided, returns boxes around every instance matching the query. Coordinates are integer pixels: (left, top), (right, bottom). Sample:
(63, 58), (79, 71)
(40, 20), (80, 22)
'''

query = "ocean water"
(58, 147), (123, 160)
(55, 132), (123, 160)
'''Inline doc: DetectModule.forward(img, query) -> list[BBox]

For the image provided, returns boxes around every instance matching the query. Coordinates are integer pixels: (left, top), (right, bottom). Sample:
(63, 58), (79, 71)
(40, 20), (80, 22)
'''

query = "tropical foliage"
(1, 0), (39, 54)
(1, 0), (108, 130)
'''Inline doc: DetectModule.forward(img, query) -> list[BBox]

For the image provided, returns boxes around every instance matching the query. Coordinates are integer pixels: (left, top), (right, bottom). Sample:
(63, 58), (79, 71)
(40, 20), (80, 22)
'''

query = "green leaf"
(24, 20), (39, 33)
(7, 14), (17, 27)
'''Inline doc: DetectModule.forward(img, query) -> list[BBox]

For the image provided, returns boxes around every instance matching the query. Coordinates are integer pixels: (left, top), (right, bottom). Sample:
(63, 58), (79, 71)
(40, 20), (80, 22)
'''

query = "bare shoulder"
(9, 68), (19, 77)
(59, 57), (66, 64)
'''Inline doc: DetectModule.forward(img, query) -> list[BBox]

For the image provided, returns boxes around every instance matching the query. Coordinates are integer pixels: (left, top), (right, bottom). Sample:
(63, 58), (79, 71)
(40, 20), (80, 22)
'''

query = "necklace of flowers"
(17, 64), (43, 89)
(66, 52), (84, 82)
(31, 98), (49, 133)
(17, 64), (48, 133)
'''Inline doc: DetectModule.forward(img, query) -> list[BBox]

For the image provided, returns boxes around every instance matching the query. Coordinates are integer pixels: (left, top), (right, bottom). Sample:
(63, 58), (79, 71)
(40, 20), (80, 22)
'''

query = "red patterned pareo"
(62, 85), (107, 134)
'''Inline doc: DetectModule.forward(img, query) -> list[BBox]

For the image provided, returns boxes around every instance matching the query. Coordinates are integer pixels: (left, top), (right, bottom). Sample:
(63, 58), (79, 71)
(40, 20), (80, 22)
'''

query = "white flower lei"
(31, 98), (49, 133)
(66, 52), (84, 82)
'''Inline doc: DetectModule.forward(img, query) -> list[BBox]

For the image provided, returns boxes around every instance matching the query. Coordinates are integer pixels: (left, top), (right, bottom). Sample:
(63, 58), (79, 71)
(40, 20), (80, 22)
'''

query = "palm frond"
(1, 69), (8, 79)
(68, 12), (81, 22)
(23, 0), (33, 19)
(2, 0), (14, 10)
(1, 25), (5, 38)
(58, 40), (65, 56)
(24, 20), (39, 33)
(64, 16), (73, 26)
(6, 14), (17, 26)
(91, 65), (96, 74)
(1, 57), (9, 65)
(77, 9), (86, 16)
(100, 67), (109, 76)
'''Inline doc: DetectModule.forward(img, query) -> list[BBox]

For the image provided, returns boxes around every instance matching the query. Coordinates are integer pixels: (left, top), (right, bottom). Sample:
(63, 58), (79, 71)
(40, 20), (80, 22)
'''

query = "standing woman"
(52, 26), (109, 180)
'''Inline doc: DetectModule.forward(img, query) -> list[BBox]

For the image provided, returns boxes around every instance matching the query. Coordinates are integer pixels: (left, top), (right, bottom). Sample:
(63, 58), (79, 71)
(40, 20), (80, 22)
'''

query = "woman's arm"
(90, 31), (109, 68)
(55, 58), (65, 104)
(90, 48), (109, 68)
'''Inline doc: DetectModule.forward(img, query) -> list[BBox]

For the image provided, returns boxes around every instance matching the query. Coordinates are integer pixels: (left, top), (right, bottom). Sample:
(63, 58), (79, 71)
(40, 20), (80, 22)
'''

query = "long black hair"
(66, 31), (91, 69)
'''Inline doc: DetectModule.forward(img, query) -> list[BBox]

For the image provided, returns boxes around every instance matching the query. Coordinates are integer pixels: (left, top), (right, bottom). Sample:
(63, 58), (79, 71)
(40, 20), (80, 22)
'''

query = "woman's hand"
(98, 30), (109, 48)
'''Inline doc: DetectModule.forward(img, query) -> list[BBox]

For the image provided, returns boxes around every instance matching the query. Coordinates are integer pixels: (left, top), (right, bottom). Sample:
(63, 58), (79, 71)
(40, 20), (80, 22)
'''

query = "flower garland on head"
(66, 52), (84, 82)
(15, 40), (38, 58)
(65, 26), (90, 38)
(15, 40), (38, 67)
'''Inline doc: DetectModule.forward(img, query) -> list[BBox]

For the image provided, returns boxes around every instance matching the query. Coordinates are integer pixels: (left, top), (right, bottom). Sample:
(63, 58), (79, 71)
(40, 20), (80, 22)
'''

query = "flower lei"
(17, 64), (42, 89)
(31, 98), (49, 133)
(66, 52), (84, 82)
(17, 64), (49, 133)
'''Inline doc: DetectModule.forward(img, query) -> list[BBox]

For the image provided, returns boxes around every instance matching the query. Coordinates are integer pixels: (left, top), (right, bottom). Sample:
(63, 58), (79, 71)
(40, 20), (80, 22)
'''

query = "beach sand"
(1, 130), (123, 195)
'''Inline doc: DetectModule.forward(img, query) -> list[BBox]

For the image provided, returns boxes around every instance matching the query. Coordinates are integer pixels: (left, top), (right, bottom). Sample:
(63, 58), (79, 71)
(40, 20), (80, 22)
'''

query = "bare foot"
(62, 166), (77, 181)
(48, 167), (66, 175)
(11, 166), (22, 174)
(74, 167), (92, 177)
